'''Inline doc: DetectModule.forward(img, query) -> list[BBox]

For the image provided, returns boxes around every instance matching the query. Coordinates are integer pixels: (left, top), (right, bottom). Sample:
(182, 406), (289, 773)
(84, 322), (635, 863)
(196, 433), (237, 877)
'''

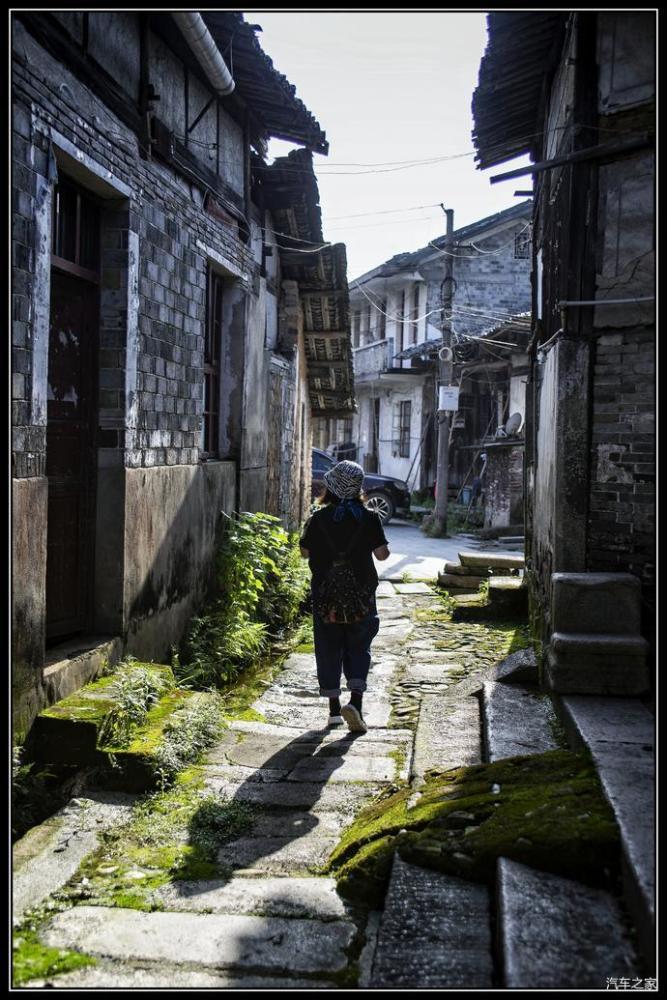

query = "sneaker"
(341, 703), (368, 734)
(328, 714), (344, 727)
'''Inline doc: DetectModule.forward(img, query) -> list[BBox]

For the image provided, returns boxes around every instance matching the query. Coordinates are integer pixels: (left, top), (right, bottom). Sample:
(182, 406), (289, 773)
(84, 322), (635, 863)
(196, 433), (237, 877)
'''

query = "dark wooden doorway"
(46, 180), (100, 643)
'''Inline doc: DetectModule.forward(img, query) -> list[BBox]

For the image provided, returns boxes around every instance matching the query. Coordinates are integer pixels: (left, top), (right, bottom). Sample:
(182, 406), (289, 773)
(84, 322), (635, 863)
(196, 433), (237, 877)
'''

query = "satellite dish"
(505, 412), (522, 436)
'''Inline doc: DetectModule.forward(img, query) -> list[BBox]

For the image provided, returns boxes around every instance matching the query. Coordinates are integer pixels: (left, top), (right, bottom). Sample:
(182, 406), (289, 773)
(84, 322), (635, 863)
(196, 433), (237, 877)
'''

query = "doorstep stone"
(39, 906), (356, 974)
(497, 858), (638, 988)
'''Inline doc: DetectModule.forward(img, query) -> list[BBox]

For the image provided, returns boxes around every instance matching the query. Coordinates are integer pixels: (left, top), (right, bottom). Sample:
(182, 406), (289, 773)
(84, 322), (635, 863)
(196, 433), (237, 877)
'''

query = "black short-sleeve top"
(299, 504), (389, 592)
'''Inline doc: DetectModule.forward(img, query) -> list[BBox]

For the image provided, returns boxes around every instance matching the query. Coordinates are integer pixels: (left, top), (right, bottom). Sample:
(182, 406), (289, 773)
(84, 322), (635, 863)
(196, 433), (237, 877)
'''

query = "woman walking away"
(300, 460), (390, 734)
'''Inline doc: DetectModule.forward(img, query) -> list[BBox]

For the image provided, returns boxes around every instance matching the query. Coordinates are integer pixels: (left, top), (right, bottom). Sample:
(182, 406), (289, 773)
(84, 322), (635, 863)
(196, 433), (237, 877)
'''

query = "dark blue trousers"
(312, 598), (380, 697)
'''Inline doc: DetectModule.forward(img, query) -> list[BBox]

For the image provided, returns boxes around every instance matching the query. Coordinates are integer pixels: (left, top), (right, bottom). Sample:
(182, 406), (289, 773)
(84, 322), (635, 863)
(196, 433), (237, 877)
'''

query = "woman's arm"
(373, 544), (390, 561)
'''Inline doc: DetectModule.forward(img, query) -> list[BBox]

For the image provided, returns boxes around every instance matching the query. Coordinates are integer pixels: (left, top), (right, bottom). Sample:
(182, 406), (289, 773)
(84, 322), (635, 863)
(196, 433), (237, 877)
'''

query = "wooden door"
(45, 272), (98, 641)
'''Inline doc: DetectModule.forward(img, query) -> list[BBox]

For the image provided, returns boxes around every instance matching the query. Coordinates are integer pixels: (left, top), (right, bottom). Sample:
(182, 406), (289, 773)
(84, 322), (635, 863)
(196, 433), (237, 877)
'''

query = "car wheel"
(365, 491), (395, 523)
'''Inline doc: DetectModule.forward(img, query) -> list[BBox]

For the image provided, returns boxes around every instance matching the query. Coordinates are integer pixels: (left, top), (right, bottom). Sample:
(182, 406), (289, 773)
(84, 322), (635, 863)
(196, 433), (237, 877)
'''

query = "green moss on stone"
(12, 930), (96, 987)
(327, 750), (621, 909)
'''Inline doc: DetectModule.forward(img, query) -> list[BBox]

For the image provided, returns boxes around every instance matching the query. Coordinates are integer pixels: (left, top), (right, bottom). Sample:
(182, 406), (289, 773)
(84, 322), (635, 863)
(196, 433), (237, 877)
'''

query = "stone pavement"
(16, 584), (647, 988)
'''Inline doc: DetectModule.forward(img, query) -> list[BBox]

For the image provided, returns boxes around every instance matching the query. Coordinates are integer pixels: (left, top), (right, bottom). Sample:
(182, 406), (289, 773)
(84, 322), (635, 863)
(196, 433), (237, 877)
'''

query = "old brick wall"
(588, 329), (655, 630)
(12, 18), (256, 478)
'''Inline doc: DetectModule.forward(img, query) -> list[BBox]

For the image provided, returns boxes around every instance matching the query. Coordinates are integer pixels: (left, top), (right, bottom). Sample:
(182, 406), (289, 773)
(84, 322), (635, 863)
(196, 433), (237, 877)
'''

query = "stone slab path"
(17, 584), (643, 988)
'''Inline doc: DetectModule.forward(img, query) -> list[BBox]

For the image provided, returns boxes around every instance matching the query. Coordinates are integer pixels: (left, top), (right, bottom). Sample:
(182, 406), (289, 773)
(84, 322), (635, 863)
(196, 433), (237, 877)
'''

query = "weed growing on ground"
(188, 795), (257, 860)
(152, 692), (225, 788)
(97, 663), (172, 750)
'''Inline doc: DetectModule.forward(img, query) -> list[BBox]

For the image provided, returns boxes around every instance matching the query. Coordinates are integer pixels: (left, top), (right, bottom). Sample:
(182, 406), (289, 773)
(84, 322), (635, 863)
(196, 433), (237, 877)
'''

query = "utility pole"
(432, 207), (454, 537)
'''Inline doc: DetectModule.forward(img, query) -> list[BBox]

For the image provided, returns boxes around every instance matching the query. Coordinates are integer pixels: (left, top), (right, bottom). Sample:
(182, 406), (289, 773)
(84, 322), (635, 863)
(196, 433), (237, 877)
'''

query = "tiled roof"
(259, 149), (355, 417)
(471, 12), (568, 169)
(203, 12), (328, 155)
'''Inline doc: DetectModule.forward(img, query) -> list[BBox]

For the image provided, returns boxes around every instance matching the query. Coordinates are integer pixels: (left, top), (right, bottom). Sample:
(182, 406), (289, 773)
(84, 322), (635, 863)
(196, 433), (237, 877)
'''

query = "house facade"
(11, 11), (353, 737)
(472, 11), (656, 650)
(347, 203), (532, 492)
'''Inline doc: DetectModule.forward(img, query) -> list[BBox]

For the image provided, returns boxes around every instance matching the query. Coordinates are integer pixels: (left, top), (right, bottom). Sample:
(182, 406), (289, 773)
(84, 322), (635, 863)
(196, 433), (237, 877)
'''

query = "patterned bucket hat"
(324, 460), (365, 499)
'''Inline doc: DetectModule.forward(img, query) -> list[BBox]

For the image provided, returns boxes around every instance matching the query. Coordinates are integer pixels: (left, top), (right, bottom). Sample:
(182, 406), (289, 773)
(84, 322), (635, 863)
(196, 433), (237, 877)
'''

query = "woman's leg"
(341, 598), (380, 696)
(312, 614), (345, 698)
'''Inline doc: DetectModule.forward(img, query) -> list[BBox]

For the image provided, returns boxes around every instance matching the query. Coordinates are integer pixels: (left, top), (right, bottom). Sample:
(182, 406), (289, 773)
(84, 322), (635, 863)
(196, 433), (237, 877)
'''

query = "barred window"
(398, 400), (411, 458)
(514, 227), (532, 259)
(201, 268), (223, 458)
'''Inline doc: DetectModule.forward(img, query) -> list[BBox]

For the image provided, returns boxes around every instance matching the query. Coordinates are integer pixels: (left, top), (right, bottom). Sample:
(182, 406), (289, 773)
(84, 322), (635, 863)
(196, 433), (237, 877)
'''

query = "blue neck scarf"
(332, 498), (364, 523)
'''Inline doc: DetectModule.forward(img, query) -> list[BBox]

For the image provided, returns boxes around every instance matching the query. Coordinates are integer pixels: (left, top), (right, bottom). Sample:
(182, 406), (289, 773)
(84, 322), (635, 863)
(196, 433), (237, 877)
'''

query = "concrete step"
(459, 551), (525, 571)
(370, 856), (494, 988)
(481, 682), (560, 762)
(556, 695), (655, 969)
(497, 858), (639, 988)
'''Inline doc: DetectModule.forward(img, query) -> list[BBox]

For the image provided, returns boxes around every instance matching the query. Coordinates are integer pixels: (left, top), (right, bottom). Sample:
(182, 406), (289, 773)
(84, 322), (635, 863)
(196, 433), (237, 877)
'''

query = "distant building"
(347, 203), (531, 492)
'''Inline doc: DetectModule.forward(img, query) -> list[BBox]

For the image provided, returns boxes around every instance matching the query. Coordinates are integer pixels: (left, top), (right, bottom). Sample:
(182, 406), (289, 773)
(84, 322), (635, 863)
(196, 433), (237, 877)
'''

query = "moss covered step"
(452, 578), (527, 622)
(30, 664), (190, 788)
(326, 749), (621, 910)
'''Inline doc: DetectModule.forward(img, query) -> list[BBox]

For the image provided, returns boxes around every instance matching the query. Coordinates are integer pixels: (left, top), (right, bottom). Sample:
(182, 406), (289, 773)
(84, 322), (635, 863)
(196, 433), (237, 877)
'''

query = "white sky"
(245, 10), (532, 281)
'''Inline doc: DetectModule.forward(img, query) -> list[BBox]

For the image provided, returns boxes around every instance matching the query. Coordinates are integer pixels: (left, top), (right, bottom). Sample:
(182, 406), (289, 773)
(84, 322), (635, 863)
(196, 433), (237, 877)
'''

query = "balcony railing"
(353, 338), (396, 378)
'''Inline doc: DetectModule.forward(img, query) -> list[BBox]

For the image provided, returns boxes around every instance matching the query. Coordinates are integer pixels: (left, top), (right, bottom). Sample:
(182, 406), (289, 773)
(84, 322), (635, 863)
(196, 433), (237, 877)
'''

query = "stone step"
(438, 572), (488, 590)
(552, 572), (643, 635)
(497, 858), (638, 988)
(481, 682), (560, 762)
(154, 876), (348, 920)
(13, 792), (137, 923)
(29, 665), (213, 791)
(556, 695), (655, 969)
(546, 634), (650, 696)
(39, 905), (357, 976)
(498, 536), (524, 544)
(459, 551), (525, 570)
(23, 964), (338, 990)
(444, 561), (491, 576)
(451, 577), (527, 622)
(370, 856), (494, 988)
(411, 692), (482, 778)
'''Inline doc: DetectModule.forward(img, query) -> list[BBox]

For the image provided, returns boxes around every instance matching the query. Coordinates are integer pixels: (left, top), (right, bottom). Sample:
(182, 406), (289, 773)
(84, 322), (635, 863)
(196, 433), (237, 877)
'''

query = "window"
(353, 310), (361, 348)
(396, 290), (405, 354)
(396, 400), (411, 458)
(202, 268), (223, 458)
(411, 284), (420, 344)
(51, 178), (100, 281)
(378, 299), (387, 340)
(514, 227), (532, 259)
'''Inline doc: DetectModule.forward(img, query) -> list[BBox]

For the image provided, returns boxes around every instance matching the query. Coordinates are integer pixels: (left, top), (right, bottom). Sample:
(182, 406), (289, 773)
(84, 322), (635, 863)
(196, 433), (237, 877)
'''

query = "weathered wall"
(12, 477), (48, 739)
(123, 462), (236, 661)
(484, 445), (524, 529)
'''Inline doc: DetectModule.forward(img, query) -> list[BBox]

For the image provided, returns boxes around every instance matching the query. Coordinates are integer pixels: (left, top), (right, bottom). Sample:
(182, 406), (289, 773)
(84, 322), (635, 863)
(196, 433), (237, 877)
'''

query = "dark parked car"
(312, 448), (410, 523)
